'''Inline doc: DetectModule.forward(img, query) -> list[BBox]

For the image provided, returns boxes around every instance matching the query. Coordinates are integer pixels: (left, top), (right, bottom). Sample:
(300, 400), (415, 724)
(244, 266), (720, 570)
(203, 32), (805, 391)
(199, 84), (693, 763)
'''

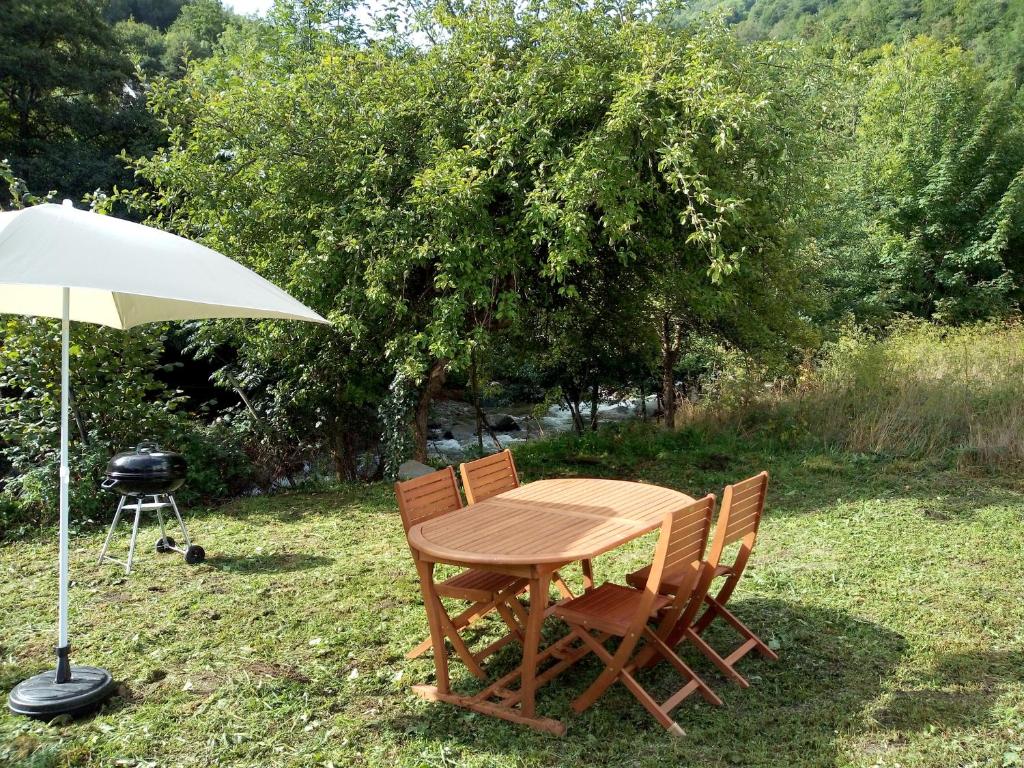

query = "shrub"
(684, 319), (1024, 467)
(0, 317), (254, 537)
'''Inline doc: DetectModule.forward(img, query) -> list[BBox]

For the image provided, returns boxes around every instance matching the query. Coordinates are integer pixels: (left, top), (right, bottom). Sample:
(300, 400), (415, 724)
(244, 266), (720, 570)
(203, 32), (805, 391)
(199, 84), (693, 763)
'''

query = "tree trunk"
(660, 314), (680, 429)
(471, 351), (484, 453)
(639, 380), (647, 422)
(413, 360), (447, 462)
(589, 381), (599, 431)
(331, 427), (356, 482)
(564, 387), (585, 435)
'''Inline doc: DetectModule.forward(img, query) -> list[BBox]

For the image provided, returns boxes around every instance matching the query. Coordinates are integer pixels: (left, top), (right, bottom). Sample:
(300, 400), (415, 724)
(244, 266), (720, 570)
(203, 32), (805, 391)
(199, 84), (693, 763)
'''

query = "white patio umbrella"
(1, 201), (327, 718)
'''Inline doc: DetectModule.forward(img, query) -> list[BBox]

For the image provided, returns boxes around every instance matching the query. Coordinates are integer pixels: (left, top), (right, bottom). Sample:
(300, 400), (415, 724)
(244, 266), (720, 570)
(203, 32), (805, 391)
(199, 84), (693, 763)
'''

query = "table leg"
(415, 559), (449, 694)
(520, 569), (552, 718)
(581, 559), (594, 592)
(413, 564), (576, 736)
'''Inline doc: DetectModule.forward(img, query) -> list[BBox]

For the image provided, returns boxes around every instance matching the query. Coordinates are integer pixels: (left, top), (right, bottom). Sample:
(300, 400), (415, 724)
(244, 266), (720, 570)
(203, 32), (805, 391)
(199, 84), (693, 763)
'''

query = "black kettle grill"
(102, 441), (187, 496)
(98, 442), (204, 573)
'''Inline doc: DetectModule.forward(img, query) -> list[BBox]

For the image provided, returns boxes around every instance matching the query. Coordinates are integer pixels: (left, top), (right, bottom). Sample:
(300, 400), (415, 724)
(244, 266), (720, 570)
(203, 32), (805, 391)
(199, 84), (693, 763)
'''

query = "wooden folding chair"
(460, 449), (591, 597)
(553, 495), (722, 736)
(395, 467), (529, 680)
(626, 471), (777, 688)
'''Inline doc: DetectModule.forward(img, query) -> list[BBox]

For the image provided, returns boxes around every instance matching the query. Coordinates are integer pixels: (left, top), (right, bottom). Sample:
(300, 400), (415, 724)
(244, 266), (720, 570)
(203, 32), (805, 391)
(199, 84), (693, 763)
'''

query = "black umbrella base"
(8, 666), (115, 719)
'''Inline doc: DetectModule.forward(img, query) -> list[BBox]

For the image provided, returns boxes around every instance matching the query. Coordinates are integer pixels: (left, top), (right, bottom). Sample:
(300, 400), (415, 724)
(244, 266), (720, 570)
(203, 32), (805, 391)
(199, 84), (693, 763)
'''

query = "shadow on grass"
(382, 598), (910, 766)
(202, 552), (334, 574)
(874, 648), (1023, 732)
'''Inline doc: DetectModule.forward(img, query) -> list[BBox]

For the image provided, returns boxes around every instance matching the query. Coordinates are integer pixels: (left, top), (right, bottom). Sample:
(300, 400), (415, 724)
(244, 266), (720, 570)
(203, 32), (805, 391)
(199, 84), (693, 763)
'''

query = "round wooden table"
(407, 478), (695, 735)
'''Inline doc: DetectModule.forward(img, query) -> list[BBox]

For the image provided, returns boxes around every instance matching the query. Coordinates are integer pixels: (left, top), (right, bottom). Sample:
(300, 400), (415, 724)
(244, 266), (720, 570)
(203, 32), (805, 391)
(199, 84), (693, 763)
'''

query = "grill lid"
(106, 441), (187, 479)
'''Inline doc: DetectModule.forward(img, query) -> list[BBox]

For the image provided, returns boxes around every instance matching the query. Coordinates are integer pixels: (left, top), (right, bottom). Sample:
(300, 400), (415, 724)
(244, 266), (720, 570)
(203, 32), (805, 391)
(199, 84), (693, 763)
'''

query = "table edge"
(407, 478), (695, 566)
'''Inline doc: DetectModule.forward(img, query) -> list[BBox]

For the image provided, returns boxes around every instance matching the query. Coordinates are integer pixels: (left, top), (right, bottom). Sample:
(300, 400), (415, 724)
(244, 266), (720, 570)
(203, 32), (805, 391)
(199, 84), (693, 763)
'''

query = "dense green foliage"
(0, 0), (237, 204)
(0, 0), (138, 200)
(104, 0), (190, 30)
(821, 39), (1024, 322)
(0, 316), (253, 537)
(686, 0), (1024, 81)
(116, 0), (238, 78)
(691, 2), (1024, 321)
(681, 318), (1024, 471)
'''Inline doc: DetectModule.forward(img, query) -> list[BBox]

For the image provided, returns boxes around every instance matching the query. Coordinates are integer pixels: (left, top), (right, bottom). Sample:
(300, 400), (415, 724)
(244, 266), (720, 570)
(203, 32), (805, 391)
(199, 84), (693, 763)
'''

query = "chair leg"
(683, 595), (777, 687)
(691, 594), (718, 635)
(684, 627), (750, 688)
(436, 606), (487, 681)
(471, 626), (522, 663)
(642, 627), (722, 707)
(494, 601), (525, 642)
(692, 593), (778, 671)
(406, 598), (497, 659)
(616, 667), (686, 735)
(570, 628), (694, 736)
(407, 633), (435, 660)
(552, 570), (574, 599)
(708, 597), (779, 661)
(508, 595), (530, 627)
(570, 630), (626, 714)
(407, 583), (529, 666)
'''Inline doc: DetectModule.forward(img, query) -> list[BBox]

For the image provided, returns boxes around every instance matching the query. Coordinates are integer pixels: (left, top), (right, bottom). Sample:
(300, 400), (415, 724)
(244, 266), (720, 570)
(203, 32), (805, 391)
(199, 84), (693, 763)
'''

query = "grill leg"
(167, 495), (191, 548)
(125, 497), (144, 574)
(154, 495), (169, 543)
(98, 496), (127, 564)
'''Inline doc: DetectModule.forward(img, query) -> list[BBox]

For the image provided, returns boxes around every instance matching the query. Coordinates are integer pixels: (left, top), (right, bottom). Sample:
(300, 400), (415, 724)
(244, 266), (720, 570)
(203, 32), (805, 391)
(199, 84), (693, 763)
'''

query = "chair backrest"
(631, 495), (716, 636)
(459, 449), (519, 504)
(706, 471), (769, 569)
(393, 466), (463, 534)
(645, 494), (716, 598)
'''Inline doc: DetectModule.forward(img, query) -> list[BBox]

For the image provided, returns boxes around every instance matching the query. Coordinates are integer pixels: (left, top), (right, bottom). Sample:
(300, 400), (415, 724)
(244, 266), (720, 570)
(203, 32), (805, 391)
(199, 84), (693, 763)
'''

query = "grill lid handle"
(135, 440), (160, 454)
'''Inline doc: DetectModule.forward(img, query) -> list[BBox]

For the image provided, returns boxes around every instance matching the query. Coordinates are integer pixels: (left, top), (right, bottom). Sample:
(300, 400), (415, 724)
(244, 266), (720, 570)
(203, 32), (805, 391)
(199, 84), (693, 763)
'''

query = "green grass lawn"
(2, 426), (1024, 767)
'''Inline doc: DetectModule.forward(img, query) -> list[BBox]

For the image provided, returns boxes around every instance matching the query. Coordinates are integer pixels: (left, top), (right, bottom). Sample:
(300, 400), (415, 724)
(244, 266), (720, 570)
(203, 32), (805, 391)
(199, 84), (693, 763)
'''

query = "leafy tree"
(114, 18), (169, 75)
(837, 39), (1024, 322)
(503, 257), (660, 434)
(403, 2), (820, 432)
(105, 0), (190, 30)
(123, 0), (822, 474)
(687, 0), (1024, 82)
(0, 0), (136, 200)
(162, 0), (237, 75)
(123, 8), (394, 478)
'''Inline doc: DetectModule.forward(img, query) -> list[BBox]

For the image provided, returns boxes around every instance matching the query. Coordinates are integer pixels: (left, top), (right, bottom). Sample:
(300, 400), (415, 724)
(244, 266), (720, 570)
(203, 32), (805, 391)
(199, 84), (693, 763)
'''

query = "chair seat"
(554, 583), (671, 636)
(438, 568), (525, 603)
(625, 560), (713, 594)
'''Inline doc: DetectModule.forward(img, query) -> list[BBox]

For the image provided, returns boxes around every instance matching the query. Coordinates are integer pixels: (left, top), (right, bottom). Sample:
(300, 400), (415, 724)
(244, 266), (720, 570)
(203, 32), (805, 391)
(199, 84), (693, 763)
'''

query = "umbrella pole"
(7, 286), (115, 719)
(56, 286), (70, 682)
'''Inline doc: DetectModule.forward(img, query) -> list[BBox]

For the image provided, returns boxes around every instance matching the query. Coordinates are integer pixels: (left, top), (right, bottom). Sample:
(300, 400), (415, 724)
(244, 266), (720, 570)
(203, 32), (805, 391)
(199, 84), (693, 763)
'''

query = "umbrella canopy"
(1, 201), (327, 718)
(0, 203), (326, 328)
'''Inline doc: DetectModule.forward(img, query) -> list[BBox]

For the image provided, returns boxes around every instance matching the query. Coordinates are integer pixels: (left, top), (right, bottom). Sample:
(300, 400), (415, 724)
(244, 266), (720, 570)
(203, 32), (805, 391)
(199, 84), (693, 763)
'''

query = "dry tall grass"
(683, 320), (1024, 467)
